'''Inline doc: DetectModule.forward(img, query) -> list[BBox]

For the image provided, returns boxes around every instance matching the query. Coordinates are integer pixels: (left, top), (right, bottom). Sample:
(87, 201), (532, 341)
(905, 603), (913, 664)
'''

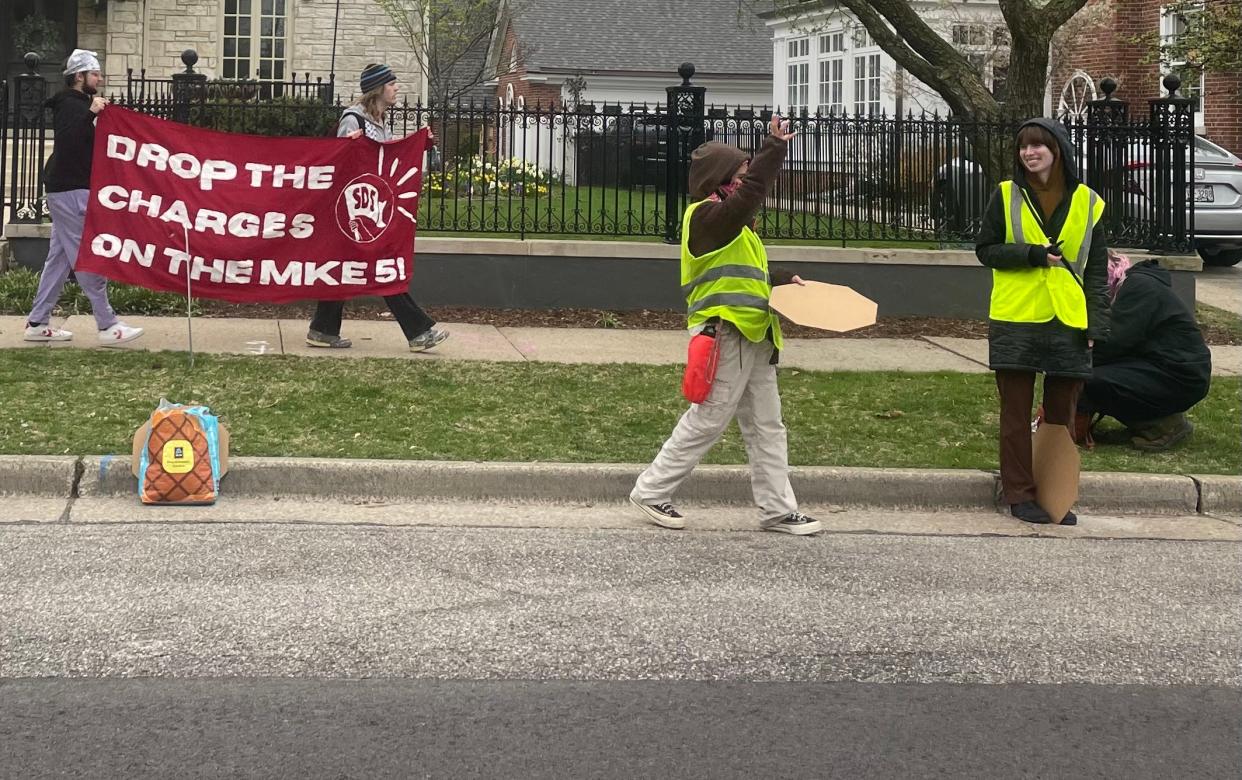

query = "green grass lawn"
(417, 185), (940, 247)
(1, 349), (1237, 474)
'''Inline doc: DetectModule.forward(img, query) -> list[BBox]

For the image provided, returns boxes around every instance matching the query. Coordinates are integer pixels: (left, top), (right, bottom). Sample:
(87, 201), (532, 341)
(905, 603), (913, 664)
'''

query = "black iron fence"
(4, 52), (1196, 253)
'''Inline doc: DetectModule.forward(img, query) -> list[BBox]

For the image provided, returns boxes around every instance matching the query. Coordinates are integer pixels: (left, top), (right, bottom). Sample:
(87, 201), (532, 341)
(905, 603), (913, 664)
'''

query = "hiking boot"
(306, 329), (352, 349)
(762, 511), (823, 535)
(1129, 414), (1193, 452)
(1010, 501), (1053, 524)
(98, 322), (144, 345)
(628, 496), (685, 529)
(24, 323), (73, 342)
(409, 327), (449, 352)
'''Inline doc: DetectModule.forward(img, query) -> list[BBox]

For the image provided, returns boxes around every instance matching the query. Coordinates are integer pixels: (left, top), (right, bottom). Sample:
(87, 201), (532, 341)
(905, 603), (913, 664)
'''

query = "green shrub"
(0, 268), (201, 317)
(188, 95), (339, 138)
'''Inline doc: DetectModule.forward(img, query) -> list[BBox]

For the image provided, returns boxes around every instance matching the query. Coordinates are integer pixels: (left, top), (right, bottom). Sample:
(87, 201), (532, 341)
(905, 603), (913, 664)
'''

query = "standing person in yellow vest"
(976, 118), (1110, 525)
(629, 115), (822, 536)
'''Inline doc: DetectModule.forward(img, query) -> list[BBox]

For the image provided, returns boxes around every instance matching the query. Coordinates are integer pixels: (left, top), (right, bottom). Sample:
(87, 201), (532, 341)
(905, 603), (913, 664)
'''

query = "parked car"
(930, 135), (1242, 266)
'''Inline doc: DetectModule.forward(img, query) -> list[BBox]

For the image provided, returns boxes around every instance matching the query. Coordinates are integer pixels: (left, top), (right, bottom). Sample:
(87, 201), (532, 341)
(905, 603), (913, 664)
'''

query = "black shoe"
(1011, 501), (1053, 524)
(1060, 510), (1078, 526)
(762, 511), (823, 535)
(629, 497), (685, 529)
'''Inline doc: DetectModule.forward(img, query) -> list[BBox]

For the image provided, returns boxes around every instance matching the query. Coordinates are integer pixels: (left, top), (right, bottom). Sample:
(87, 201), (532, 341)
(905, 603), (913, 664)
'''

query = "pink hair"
(1107, 250), (1131, 301)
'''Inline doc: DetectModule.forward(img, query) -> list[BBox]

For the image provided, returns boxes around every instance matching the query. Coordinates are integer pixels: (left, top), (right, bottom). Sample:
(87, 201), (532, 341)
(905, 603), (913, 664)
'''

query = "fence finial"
(677, 62), (695, 86)
(181, 49), (199, 74)
(23, 52), (40, 74)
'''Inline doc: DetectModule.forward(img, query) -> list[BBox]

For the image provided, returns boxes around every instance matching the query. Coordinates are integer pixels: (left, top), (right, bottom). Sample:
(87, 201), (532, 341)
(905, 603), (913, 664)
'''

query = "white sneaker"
(24, 324), (74, 342)
(98, 322), (144, 345)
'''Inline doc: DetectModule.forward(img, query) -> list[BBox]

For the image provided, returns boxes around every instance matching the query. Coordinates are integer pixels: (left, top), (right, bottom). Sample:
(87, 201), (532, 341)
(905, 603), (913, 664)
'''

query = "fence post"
(664, 62), (706, 243)
(1085, 77), (1128, 241)
(11, 53), (49, 224)
(1148, 73), (1194, 254)
(171, 49), (208, 124)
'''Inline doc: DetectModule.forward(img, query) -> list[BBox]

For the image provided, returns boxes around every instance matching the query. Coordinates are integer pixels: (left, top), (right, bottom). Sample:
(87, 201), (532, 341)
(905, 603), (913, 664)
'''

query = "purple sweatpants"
(27, 189), (117, 331)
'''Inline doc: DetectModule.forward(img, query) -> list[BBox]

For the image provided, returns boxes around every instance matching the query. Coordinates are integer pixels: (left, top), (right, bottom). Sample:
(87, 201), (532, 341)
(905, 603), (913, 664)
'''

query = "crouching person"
(1079, 252), (1211, 451)
(628, 114), (821, 536)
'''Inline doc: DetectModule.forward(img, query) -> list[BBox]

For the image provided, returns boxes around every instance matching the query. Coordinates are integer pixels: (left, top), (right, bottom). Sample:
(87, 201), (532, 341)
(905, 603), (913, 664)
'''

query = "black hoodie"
(976, 117), (1111, 343)
(43, 88), (98, 193)
(1095, 260), (1211, 386)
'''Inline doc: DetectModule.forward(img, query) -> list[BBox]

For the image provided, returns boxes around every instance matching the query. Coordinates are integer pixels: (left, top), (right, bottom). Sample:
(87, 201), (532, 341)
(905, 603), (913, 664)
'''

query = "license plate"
(1193, 184), (1214, 203)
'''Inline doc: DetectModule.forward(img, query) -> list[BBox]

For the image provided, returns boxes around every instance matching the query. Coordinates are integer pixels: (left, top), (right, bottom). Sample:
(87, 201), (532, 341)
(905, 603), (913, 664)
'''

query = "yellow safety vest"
(991, 180), (1105, 330)
(681, 200), (783, 349)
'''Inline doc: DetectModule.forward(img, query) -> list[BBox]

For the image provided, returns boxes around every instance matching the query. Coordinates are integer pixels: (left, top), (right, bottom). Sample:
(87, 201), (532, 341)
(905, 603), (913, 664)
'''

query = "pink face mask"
(715, 180), (741, 199)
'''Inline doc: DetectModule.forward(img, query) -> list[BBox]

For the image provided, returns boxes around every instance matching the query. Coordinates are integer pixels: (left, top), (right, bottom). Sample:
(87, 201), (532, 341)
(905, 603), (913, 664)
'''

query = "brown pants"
(995, 370), (1083, 505)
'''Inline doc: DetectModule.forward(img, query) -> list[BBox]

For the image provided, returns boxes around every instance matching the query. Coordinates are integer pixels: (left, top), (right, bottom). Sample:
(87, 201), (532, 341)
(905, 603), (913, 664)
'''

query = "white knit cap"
(64, 49), (102, 76)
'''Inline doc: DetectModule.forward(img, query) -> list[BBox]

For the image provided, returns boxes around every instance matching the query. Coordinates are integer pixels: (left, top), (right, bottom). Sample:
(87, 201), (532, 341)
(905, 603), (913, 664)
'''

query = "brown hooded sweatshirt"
(685, 135), (791, 287)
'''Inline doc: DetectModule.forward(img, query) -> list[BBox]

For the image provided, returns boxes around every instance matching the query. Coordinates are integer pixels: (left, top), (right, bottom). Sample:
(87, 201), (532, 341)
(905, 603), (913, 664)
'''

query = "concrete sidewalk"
(4, 314), (1241, 376)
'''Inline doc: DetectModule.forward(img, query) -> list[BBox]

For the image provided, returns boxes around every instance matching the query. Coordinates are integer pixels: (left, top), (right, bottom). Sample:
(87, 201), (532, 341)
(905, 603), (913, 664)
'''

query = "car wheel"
(1197, 246), (1242, 267)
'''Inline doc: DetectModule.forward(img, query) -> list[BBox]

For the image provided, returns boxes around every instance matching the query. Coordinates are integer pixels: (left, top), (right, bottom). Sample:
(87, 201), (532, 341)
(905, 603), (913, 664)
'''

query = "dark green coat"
(975, 118), (1111, 378)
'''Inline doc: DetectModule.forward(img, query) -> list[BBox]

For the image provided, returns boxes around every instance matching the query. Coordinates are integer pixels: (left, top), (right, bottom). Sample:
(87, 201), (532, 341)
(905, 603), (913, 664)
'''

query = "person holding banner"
(305, 63), (448, 352)
(628, 115), (821, 536)
(23, 49), (144, 346)
(975, 118), (1111, 525)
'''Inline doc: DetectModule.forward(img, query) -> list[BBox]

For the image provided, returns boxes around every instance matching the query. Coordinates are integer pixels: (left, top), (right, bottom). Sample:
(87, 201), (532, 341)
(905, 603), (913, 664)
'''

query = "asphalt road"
(1, 518), (1238, 778)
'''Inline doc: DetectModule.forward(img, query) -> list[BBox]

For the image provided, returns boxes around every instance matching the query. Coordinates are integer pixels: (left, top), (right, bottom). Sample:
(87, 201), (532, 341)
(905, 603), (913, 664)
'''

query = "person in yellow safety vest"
(976, 118), (1111, 526)
(628, 114), (822, 536)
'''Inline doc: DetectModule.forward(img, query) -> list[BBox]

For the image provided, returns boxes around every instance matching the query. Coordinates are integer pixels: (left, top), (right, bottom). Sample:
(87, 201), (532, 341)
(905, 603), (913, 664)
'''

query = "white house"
(763, 0), (1011, 117)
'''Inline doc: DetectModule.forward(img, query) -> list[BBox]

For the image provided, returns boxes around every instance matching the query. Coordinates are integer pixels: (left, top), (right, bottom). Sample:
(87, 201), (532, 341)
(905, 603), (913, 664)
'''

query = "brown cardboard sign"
(769, 280), (878, 332)
(1032, 423), (1079, 523)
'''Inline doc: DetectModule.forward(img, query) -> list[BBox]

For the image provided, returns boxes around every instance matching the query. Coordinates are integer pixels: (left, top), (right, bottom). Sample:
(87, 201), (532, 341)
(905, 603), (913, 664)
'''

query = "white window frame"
(818, 57), (844, 115)
(951, 23), (988, 46)
(786, 36), (811, 114)
(853, 53), (880, 115)
(221, 0), (290, 82)
(1160, 3), (1205, 123)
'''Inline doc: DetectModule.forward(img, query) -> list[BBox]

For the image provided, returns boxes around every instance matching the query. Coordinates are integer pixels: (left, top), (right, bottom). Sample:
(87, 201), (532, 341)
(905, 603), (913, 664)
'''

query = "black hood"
(44, 88), (89, 111)
(1126, 258), (1172, 287)
(1014, 117), (1080, 188)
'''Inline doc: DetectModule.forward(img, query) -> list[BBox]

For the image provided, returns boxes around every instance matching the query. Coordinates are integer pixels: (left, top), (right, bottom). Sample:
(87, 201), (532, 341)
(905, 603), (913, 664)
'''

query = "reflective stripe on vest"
(681, 201), (782, 348)
(992, 181), (1105, 329)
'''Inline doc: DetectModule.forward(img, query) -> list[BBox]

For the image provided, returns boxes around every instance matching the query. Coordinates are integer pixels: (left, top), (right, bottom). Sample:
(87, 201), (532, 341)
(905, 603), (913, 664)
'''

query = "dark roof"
(509, 0), (773, 76)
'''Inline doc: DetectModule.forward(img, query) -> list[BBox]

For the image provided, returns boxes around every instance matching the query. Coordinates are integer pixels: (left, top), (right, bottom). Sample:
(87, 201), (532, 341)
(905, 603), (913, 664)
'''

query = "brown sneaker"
(1130, 414), (1194, 452)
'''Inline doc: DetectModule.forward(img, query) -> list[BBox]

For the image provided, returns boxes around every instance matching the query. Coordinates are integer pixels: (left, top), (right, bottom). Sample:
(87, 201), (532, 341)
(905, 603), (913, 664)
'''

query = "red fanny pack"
(681, 325), (721, 404)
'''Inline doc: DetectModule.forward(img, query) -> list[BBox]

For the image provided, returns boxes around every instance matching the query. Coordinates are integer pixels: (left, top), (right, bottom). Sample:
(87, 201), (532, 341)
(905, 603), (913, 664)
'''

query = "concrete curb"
(51, 456), (1234, 516)
(0, 455), (79, 497)
(1195, 475), (1242, 515)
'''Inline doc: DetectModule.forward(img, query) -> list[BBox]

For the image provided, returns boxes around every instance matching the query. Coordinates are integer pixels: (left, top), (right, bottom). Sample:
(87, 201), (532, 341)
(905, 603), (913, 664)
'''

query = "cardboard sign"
(769, 280), (878, 332)
(1032, 423), (1079, 523)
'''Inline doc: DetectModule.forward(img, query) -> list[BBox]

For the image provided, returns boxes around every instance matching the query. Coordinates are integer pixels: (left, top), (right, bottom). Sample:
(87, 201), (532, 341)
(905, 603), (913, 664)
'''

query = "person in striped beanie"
(306, 64), (448, 352)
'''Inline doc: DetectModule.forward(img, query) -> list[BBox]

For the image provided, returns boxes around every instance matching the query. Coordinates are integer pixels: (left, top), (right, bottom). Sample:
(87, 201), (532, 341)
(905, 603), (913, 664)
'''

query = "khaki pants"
(631, 323), (798, 521)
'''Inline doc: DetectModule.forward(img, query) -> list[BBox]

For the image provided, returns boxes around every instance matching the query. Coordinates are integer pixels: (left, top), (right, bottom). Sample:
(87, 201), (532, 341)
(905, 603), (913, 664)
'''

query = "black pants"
(1080, 359), (1210, 426)
(995, 370), (1083, 505)
(309, 293), (434, 341)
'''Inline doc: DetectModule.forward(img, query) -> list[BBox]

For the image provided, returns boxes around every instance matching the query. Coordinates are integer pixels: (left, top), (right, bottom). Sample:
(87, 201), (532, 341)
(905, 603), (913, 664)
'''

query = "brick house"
(5, 0), (424, 103)
(1049, 0), (1241, 154)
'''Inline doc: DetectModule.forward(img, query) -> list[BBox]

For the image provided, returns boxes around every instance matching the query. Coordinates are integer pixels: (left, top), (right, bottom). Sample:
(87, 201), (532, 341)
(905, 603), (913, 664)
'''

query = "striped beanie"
(360, 63), (396, 94)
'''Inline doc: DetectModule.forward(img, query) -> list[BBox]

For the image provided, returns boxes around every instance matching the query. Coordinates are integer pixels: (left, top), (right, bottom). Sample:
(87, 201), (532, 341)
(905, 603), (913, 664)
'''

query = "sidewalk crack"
(919, 335), (989, 369)
(57, 457), (85, 523)
(496, 326), (530, 362)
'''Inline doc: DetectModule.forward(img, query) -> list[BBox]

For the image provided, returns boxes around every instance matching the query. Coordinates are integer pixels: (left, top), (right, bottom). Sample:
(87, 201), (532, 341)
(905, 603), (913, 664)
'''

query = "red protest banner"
(76, 107), (426, 303)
